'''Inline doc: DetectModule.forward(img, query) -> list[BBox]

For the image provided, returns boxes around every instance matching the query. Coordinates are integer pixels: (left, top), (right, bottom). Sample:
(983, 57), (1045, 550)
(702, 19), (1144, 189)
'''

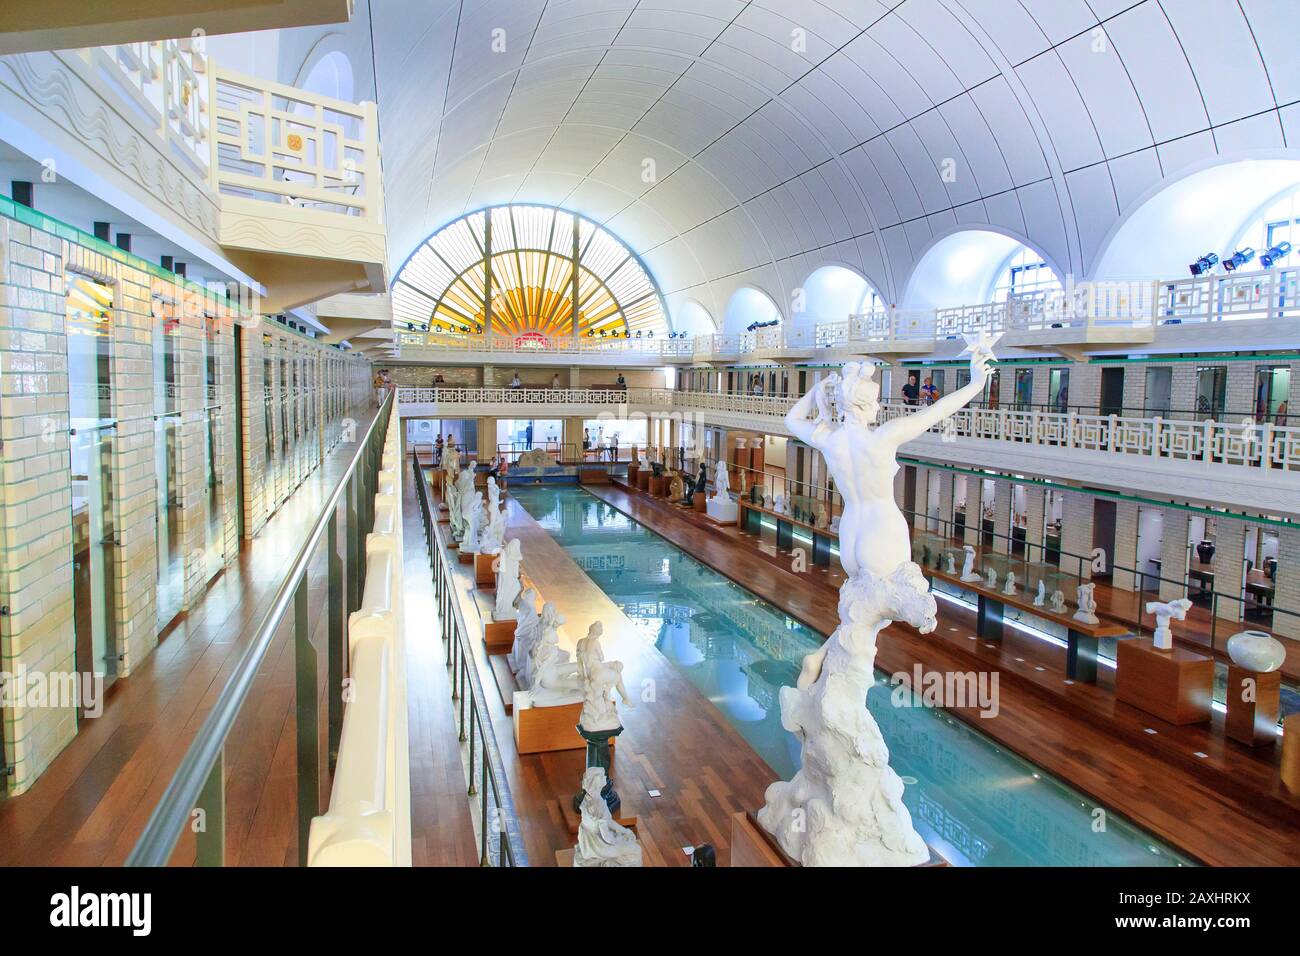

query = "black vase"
(1196, 540), (1215, 564)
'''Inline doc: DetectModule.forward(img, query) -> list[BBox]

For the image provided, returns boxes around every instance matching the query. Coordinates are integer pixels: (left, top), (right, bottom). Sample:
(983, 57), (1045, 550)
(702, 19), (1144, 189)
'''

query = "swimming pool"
(510, 484), (1192, 867)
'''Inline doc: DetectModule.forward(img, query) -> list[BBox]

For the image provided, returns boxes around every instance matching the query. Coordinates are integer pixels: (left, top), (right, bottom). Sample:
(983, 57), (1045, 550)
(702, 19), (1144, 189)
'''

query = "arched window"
(799, 265), (886, 325)
(723, 287), (782, 333)
(989, 246), (1063, 303)
(1230, 186), (1300, 266)
(391, 205), (669, 340)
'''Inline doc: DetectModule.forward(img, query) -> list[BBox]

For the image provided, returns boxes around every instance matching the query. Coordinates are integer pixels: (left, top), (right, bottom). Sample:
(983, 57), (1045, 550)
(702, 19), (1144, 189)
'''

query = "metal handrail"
(126, 392), (394, 866)
(411, 460), (528, 866)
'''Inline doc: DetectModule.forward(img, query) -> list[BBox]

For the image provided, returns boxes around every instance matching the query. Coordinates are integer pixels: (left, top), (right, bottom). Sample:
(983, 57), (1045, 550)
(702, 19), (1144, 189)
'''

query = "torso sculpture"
(1145, 597), (1191, 649)
(757, 335), (997, 867)
(1074, 582), (1099, 624)
(494, 538), (523, 621)
(573, 767), (642, 867)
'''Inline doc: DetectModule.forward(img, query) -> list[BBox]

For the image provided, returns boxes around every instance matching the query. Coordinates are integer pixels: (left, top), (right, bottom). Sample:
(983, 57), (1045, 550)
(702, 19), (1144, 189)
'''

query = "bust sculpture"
(759, 333), (997, 866)
(1144, 598), (1191, 650)
(1050, 590), (1067, 614)
(493, 538), (523, 621)
(1002, 571), (1016, 596)
(507, 587), (541, 676)
(576, 622), (633, 733)
(573, 767), (642, 868)
(959, 545), (981, 582)
(1073, 582), (1099, 625)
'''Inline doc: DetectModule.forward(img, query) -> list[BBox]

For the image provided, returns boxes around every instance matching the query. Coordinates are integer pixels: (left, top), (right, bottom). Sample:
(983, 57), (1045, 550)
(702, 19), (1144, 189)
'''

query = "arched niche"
(902, 229), (1063, 309)
(796, 265), (886, 328)
(723, 286), (783, 334)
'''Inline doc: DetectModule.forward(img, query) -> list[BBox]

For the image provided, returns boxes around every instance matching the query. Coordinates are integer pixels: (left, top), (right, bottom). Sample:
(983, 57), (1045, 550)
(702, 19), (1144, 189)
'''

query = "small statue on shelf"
(1073, 583), (1099, 625)
(1002, 571), (1016, 596)
(813, 501), (831, 531)
(1050, 590), (1067, 614)
(984, 567), (998, 589)
(668, 471), (685, 501)
(944, 551), (956, 575)
(1033, 580), (1046, 607)
(959, 545), (981, 583)
(1145, 597), (1192, 651)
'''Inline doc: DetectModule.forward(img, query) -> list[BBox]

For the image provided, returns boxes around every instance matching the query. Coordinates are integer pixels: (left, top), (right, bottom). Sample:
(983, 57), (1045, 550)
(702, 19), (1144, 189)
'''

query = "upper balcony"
(0, 37), (387, 312)
(390, 265), (1299, 366)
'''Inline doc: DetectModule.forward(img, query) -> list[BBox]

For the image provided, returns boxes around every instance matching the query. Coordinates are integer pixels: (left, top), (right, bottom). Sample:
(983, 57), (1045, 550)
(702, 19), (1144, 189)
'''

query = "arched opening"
(903, 229), (1063, 310)
(673, 300), (716, 336)
(798, 265), (886, 328)
(723, 286), (782, 334)
(299, 50), (355, 103)
(1093, 158), (1300, 279)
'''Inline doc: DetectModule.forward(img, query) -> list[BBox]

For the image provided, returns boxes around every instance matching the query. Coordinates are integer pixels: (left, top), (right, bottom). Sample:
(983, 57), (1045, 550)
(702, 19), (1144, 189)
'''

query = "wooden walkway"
(578, 480), (1300, 866)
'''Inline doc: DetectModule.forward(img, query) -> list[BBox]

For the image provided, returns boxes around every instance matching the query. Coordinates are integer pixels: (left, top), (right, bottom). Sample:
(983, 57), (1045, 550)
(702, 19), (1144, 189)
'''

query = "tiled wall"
(0, 204), (370, 794)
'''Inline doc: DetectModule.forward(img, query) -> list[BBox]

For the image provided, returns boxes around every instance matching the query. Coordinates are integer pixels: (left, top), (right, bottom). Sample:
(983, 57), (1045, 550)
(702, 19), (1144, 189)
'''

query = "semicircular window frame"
(391, 205), (669, 340)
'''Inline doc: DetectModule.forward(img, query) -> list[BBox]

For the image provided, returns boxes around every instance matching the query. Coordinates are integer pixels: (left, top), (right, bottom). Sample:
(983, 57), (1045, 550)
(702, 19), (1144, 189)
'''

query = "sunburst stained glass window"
(391, 205), (668, 340)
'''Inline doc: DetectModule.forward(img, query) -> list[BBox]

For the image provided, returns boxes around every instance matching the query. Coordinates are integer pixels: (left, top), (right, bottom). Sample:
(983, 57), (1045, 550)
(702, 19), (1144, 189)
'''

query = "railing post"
(327, 510), (344, 770)
(294, 575), (317, 866)
(194, 750), (225, 866)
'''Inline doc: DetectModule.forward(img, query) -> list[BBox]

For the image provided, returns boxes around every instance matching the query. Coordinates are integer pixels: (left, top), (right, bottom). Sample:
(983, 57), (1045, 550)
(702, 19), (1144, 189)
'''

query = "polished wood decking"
(578, 480), (1300, 866)
(0, 411), (474, 867)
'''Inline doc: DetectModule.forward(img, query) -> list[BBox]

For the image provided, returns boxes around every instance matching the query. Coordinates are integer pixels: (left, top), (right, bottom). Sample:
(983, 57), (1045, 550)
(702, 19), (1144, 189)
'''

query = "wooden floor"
(435, 485), (777, 867)
(0, 408), (470, 867)
(573, 480), (1300, 866)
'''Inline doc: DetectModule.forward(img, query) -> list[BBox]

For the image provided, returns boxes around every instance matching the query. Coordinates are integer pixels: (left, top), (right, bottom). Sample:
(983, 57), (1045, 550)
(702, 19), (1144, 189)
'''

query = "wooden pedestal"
(1282, 715), (1300, 794)
(692, 492), (706, 513)
(559, 801), (637, 836)
(512, 698), (586, 754)
(579, 468), (610, 485)
(648, 476), (665, 496)
(475, 552), (496, 587)
(457, 550), (474, 565)
(636, 470), (650, 491)
(484, 619), (516, 654)
(1225, 665), (1281, 747)
(1115, 638), (1213, 725)
(627, 465), (639, 488)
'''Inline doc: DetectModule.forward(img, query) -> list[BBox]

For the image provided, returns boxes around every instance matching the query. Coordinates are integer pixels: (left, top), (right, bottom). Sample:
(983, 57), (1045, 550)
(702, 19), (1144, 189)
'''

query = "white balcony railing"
(390, 264), (1300, 359)
(397, 386), (635, 407)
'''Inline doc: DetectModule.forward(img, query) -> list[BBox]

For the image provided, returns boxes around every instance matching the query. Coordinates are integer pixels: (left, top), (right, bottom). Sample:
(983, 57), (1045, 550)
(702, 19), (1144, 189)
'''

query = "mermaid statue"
(756, 331), (998, 866)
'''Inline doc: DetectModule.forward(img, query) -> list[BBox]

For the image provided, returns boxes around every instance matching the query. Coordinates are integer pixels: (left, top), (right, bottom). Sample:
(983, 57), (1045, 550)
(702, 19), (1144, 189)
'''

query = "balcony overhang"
(218, 199), (388, 314)
(825, 339), (936, 361)
(0, 1), (354, 55)
(1001, 323), (1156, 363)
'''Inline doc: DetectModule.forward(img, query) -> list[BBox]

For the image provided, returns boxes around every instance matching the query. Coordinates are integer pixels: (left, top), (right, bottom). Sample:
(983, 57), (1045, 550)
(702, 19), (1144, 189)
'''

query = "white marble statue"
(573, 767), (642, 868)
(945, 552), (956, 575)
(759, 332), (997, 867)
(1050, 590), (1067, 614)
(450, 467), (476, 540)
(959, 544), (981, 583)
(1144, 597), (1191, 650)
(507, 587), (541, 675)
(444, 467), (463, 532)
(984, 566), (998, 589)
(1033, 580), (1046, 607)
(1073, 582), (1099, 625)
(1002, 571), (1017, 596)
(575, 622), (633, 733)
(493, 538), (523, 621)
(526, 604), (583, 705)
(479, 478), (507, 555)
(461, 490), (486, 554)
(773, 493), (788, 515)
(711, 459), (730, 501)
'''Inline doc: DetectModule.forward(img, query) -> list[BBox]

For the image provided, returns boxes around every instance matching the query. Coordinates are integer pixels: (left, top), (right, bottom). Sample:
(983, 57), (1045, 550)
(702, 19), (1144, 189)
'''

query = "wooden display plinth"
(488, 655), (518, 714)
(579, 468), (610, 485)
(559, 801), (637, 836)
(1225, 665), (1281, 747)
(692, 492), (706, 513)
(627, 465), (639, 488)
(512, 698), (586, 754)
(1115, 638), (1213, 725)
(636, 470), (650, 491)
(458, 550), (474, 565)
(648, 476), (665, 496)
(475, 552), (496, 587)
(484, 619), (516, 654)
(1282, 714), (1300, 794)
(729, 812), (947, 867)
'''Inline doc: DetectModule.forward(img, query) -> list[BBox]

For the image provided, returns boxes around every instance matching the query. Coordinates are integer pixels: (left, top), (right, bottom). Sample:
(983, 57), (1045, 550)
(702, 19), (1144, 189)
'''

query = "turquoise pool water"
(510, 484), (1192, 867)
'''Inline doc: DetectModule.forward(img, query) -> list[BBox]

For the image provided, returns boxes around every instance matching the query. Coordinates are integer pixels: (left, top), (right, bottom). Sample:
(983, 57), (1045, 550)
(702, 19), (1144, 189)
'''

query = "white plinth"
(706, 498), (738, 524)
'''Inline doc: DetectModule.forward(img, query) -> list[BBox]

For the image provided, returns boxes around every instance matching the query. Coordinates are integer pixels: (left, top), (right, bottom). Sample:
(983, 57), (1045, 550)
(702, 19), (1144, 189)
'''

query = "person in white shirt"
(509, 372), (521, 388)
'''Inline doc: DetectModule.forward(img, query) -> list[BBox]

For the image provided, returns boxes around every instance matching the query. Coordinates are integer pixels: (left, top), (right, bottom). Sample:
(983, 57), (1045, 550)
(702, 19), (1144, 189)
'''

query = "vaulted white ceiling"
(363, 0), (1299, 324)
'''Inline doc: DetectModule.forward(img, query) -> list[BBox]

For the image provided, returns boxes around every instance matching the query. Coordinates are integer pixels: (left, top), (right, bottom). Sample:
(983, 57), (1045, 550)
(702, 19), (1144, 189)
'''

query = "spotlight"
(1189, 252), (1219, 276)
(1222, 248), (1255, 272)
(1260, 241), (1293, 268)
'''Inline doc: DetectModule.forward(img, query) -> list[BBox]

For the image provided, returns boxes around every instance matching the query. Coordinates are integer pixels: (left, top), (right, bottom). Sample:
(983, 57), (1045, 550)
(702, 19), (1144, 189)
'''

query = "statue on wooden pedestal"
(1073, 583), (1099, 624)
(507, 587), (541, 676)
(573, 767), (642, 868)
(711, 460), (730, 501)
(479, 477), (506, 555)
(576, 622), (633, 733)
(493, 539), (523, 621)
(526, 603), (582, 705)
(461, 490), (486, 553)
(449, 468), (475, 540)
(760, 333), (998, 867)
(1146, 597), (1192, 650)
(668, 471), (685, 501)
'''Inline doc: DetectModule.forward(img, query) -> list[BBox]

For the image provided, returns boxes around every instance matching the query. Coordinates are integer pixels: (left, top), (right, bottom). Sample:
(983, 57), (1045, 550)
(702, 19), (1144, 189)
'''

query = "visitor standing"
(902, 372), (920, 406)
